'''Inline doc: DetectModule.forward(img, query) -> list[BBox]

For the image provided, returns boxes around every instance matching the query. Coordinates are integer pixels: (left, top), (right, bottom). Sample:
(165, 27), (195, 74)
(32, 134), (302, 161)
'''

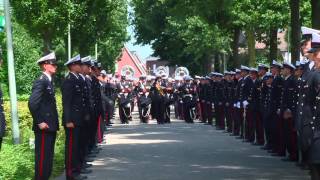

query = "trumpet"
(156, 83), (164, 96)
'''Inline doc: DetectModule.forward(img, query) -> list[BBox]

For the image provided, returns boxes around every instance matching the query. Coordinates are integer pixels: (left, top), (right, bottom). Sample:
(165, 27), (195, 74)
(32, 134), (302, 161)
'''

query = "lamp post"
(4, 0), (20, 144)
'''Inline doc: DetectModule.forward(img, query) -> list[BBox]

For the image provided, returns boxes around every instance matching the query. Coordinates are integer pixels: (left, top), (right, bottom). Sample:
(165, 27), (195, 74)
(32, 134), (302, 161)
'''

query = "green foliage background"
(0, 95), (65, 180)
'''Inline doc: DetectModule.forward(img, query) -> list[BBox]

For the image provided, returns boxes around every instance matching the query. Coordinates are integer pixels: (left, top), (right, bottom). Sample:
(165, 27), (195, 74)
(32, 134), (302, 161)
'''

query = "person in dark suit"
(118, 86), (133, 124)
(182, 76), (197, 123)
(224, 72), (235, 132)
(61, 55), (87, 180)
(261, 73), (274, 151)
(281, 62), (298, 162)
(28, 52), (59, 180)
(247, 68), (260, 143)
(269, 60), (285, 156)
(138, 86), (152, 123)
(302, 32), (320, 179)
(256, 64), (269, 146)
(237, 66), (252, 139)
(296, 27), (317, 170)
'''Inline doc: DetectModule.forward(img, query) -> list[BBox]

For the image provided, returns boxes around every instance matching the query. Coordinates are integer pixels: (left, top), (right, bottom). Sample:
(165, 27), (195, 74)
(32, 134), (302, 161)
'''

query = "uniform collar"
(70, 72), (79, 79)
(43, 72), (52, 82)
(309, 61), (315, 70)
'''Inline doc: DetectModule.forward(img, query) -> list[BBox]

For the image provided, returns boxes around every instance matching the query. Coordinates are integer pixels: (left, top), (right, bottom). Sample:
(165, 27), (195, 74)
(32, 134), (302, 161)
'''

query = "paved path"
(74, 118), (310, 180)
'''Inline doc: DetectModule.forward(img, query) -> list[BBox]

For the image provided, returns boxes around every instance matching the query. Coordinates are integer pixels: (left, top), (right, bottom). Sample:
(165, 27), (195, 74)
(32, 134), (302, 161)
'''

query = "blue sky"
(125, 24), (154, 61)
(125, 4), (154, 61)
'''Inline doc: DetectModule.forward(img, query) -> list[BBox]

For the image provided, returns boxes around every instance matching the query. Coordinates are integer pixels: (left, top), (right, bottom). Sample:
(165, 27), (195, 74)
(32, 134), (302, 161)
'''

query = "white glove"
(243, 100), (249, 108)
(233, 103), (237, 108)
(236, 102), (240, 108)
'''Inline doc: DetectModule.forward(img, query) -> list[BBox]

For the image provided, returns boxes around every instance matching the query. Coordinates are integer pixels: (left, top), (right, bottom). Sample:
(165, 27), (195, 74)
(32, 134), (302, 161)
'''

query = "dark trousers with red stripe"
(215, 104), (225, 130)
(200, 101), (207, 123)
(234, 108), (244, 137)
(283, 117), (298, 160)
(254, 111), (264, 145)
(233, 108), (241, 135)
(225, 106), (233, 132)
(79, 123), (90, 167)
(245, 109), (255, 142)
(275, 114), (285, 155)
(35, 131), (56, 180)
(207, 103), (213, 125)
(65, 127), (81, 179)
(88, 114), (99, 152)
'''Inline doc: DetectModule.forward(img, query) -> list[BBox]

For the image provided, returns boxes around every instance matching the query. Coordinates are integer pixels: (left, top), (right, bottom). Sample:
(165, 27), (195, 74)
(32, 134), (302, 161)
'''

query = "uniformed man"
(78, 56), (94, 174)
(247, 68), (260, 143)
(214, 73), (226, 130)
(303, 32), (320, 179)
(224, 71), (236, 133)
(118, 86), (133, 124)
(233, 69), (242, 136)
(269, 60), (285, 156)
(61, 54), (87, 180)
(164, 82), (175, 123)
(260, 72), (273, 151)
(90, 61), (103, 146)
(237, 65), (251, 139)
(28, 52), (59, 180)
(281, 62), (298, 162)
(256, 64), (269, 146)
(151, 77), (166, 124)
(182, 76), (197, 123)
(138, 85), (152, 123)
(296, 27), (320, 170)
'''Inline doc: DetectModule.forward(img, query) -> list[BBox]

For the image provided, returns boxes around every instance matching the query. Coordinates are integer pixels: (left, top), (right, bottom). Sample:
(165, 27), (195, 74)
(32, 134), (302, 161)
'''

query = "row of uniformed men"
(196, 26), (320, 179)
(28, 54), (111, 180)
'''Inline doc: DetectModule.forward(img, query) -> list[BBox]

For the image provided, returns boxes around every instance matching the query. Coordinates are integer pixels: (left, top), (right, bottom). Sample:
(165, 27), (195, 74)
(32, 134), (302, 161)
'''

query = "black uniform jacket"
(61, 72), (84, 127)
(29, 73), (59, 132)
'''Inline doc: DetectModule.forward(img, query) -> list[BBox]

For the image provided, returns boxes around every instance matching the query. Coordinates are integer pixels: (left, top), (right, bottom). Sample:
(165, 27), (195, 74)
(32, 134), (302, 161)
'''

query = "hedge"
(0, 94), (65, 180)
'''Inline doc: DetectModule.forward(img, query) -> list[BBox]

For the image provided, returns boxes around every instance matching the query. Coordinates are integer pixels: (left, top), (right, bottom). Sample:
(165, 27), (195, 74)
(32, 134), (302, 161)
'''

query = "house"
(115, 46), (147, 79)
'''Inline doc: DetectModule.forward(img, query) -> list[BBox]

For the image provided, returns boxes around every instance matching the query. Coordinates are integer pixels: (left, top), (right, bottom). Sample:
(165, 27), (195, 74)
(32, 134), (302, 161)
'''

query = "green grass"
(0, 94), (65, 180)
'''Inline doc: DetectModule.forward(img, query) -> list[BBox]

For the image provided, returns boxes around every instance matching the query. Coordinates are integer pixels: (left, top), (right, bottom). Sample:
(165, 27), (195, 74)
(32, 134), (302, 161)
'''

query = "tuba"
(155, 66), (169, 79)
(175, 67), (189, 79)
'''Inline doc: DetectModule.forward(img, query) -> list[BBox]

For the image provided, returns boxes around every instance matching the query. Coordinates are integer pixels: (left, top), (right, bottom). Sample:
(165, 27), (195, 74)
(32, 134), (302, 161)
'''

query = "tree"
(311, 0), (320, 29)
(70, 0), (128, 69)
(11, 0), (71, 53)
(290, 0), (300, 64)
(0, 20), (42, 95)
(132, 0), (232, 74)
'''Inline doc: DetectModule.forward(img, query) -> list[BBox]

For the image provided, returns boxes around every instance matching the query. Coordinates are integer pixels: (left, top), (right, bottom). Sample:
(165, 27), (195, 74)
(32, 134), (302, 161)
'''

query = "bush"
(0, 93), (65, 179)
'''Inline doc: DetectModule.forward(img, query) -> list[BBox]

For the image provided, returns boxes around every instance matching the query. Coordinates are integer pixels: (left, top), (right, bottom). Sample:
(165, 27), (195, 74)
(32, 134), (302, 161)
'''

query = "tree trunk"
(311, 0), (320, 29)
(42, 32), (52, 54)
(230, 28), (240, 68)
(246, 29), (256, 66)
(203, 55), (212, 74)
(290, 0), (300, 64)
(214, 53), (220, 72)
(269, 27), (278, 63)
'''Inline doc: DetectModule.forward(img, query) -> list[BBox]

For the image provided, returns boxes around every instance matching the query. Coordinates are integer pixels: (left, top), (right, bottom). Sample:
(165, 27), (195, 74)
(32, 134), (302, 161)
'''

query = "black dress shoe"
(82, 163), (92, 168)
(281, 158), (293, 162)
(261, 146), (272, 150)
(74, 174), (88, 180)
(80, 168), (92, 174)
(85, 158), (95, 162)
(271, 153), (285, 157)
(87, 154), (96, 158)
